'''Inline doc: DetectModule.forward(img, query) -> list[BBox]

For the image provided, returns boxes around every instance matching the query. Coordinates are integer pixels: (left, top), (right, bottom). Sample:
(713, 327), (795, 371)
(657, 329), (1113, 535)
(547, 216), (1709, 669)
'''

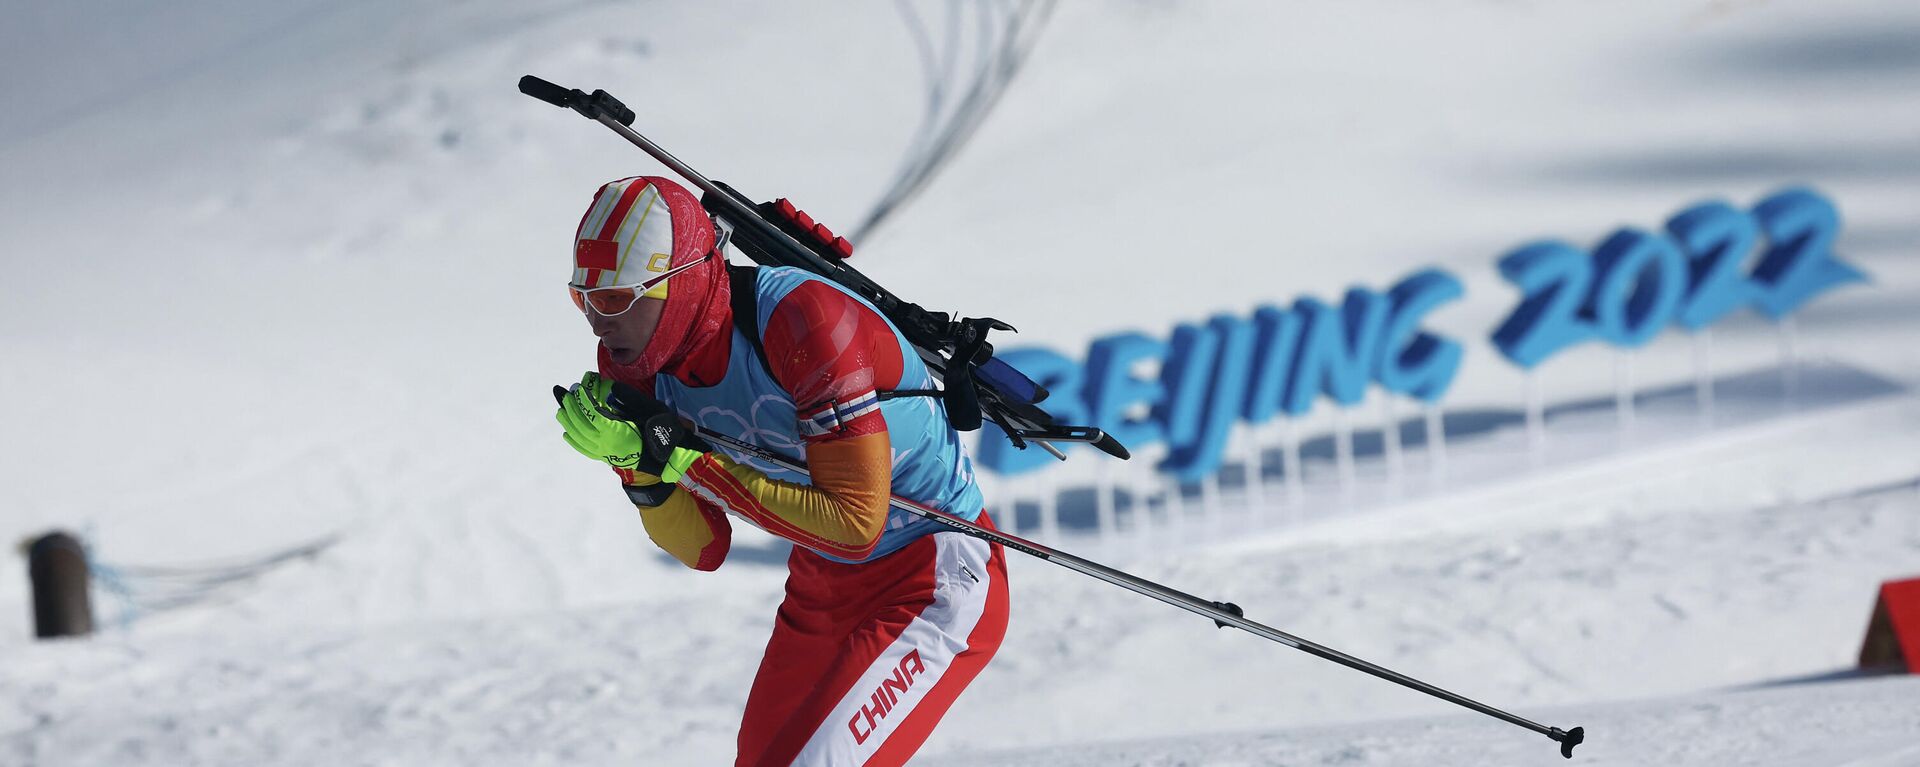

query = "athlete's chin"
(607, 345), (641, 365)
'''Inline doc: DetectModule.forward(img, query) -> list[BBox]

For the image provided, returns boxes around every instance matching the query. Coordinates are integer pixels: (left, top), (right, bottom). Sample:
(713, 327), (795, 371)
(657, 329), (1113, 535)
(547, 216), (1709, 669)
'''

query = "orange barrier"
(1859, 577), (1920, 673)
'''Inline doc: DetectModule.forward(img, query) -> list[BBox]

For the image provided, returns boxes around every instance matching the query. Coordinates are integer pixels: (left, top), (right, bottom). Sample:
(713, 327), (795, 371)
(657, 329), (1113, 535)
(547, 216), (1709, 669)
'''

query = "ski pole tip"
(1551, 726), (1585, 758)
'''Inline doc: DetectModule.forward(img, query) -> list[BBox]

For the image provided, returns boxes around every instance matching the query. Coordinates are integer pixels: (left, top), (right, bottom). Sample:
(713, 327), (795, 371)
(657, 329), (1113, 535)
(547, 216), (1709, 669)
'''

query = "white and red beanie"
(573, 175), (730, 381)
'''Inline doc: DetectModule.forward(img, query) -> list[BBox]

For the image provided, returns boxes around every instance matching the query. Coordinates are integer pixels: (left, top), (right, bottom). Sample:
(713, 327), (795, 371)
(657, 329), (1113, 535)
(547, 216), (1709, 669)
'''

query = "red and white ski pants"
(735, 513), (1010, 766)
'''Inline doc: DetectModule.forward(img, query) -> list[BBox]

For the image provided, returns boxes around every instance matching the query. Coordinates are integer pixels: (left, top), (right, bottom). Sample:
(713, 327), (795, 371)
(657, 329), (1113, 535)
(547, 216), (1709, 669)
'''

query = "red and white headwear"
(574, 176), (730, 381)
(573, 176), (703, 295)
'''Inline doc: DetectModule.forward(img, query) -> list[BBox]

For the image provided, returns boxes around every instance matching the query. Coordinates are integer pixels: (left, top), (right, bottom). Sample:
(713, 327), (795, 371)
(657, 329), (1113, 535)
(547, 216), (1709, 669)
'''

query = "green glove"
(554, 372), (706, 483)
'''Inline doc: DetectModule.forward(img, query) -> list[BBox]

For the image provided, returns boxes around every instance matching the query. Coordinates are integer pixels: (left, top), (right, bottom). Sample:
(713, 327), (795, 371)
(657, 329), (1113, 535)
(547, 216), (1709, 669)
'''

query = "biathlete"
(553, 175), (1008, 766)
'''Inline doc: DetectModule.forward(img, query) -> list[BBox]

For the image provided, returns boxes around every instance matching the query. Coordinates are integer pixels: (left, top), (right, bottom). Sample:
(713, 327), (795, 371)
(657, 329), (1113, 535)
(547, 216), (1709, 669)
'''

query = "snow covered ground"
(3, 1), (1918, 765)
(7, 421), (1918, 765)
(924, 673), (1920, 767)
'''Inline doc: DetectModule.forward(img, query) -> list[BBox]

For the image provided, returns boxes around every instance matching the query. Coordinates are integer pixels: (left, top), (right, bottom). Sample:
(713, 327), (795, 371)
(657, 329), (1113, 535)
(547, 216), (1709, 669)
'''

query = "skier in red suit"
(553, 175), (1008, 766)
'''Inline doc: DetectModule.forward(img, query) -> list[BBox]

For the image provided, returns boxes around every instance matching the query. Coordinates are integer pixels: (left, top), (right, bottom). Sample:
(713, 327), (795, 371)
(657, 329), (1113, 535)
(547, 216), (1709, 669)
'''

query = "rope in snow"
(86, 534), (341, 628)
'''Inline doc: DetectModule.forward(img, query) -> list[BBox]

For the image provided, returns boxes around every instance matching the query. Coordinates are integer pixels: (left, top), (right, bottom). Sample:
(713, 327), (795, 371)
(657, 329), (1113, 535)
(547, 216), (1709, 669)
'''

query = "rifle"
(519, 75), (1128, 463)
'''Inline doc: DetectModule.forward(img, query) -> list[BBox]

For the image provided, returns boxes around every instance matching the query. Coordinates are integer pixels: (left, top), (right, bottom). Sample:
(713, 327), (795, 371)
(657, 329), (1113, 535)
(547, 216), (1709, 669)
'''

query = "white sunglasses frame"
(567, 222), (733, 317)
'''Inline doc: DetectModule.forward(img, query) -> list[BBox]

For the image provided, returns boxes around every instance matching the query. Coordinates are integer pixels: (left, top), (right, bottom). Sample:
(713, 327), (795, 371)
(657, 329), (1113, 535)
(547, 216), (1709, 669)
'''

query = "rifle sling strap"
(727, 264), (940, 405)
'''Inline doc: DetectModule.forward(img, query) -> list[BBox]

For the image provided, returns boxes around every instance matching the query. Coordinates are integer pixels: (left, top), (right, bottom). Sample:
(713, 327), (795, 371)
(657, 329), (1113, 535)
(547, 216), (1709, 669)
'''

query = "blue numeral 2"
(1749, 187), (1867, 319)
(1491, 241), (1596, 369)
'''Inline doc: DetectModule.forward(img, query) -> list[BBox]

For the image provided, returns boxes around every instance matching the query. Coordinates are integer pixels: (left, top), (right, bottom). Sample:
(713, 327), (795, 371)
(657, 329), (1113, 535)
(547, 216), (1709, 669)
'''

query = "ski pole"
(668, 421), (1586, 759)
(534, 73), (1584, 757)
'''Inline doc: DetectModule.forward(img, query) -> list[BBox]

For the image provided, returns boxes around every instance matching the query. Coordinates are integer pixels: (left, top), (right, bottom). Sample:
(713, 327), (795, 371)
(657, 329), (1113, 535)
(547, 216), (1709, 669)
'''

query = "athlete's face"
(586, 296), (666, 366)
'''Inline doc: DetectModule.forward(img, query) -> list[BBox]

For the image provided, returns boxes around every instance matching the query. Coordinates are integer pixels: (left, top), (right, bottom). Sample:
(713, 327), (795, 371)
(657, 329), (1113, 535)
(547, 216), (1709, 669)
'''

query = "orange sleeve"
(675, 431), (893, 560)
(624, 472), (731, 571)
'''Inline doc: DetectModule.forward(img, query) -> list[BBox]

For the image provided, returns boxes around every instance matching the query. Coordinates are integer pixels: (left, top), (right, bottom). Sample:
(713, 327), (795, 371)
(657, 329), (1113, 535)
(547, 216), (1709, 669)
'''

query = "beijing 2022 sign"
(977, 186), (1866, 478)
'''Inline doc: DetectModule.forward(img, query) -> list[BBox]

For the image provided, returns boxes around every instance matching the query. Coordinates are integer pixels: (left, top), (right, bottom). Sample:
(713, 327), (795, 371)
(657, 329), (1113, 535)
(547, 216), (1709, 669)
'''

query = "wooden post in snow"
(28, 532), (93, 639)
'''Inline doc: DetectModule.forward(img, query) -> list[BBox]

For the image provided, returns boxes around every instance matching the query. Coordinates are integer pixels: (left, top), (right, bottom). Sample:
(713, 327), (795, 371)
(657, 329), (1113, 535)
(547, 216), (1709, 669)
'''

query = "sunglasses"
(568, 249), (716, 317)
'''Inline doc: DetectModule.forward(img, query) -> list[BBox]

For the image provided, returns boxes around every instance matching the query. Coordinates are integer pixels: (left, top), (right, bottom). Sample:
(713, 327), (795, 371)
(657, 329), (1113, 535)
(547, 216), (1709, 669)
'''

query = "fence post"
(27, 531), (93, 639)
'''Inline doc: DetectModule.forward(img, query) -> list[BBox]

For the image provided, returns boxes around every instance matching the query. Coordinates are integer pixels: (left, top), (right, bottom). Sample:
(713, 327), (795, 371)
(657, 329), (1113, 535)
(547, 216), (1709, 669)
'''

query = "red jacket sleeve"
(668, 281), (904, 560)
(758, 280), (905, 444)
